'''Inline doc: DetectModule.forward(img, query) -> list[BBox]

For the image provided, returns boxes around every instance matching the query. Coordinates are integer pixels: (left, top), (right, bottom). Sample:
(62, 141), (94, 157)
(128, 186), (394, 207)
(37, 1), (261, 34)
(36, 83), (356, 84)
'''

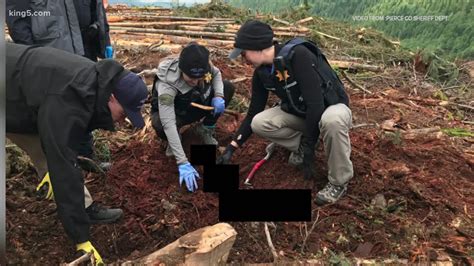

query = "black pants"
(81, 32), (100, 62)
(152, 80), (235, 140)
(72, 33), (100, 158)
(71, 132), (94, 158)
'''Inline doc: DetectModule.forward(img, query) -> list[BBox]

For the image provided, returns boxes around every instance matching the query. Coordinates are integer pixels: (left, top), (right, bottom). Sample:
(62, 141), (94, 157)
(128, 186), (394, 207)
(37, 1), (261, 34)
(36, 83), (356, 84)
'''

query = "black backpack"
(275, 38), (344, 109)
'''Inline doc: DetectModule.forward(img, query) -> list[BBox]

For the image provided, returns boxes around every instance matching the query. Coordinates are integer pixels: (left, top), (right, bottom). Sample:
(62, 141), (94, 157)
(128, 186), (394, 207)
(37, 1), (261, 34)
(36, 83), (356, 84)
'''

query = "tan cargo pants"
(250, 103), (353, 185)
(7, 133), (93, 207)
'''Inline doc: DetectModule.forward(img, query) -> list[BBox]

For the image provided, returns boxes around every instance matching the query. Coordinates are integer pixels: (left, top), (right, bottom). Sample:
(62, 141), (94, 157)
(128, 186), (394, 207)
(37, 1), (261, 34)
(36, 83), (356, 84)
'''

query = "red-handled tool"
(244, 142), (276, 186)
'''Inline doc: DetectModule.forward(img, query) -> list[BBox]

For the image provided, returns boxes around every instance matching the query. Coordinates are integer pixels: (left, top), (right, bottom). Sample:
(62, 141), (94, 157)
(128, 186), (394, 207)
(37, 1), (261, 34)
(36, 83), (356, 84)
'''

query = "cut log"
(113, 32), (235, 47)
(111, 26), (235, 39)
(167, 35), (234, 46)
(107, 15), (126, 23)
(111, 31), (165, 38)
(108, 5), (170, 12)
(295, 17), (314, 25)
(177, 25), (233, 32)
(123, 223), (237, 265)
(315, 30), (341, 41)
(114, 39), (182, 52)
(110, 16), (233, 24)
(226, 24), (310, 33)
(111, 26), (306, 39)
(329, 60), (383, 72)
(116, 15), (233, 22)
(403, 127), (443, 140)
(272, 17), (291, 25)
(110, 20), (235, 26)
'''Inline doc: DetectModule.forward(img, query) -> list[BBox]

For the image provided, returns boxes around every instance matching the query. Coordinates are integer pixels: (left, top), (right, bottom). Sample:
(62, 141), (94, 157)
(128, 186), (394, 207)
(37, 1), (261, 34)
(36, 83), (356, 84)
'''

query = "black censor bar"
(190, 145), (312, 221)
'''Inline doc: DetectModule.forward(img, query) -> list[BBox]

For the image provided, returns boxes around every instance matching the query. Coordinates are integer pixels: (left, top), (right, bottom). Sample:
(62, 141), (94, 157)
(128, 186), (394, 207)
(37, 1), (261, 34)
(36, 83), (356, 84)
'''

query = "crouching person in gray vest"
(151, 42), (235, 192)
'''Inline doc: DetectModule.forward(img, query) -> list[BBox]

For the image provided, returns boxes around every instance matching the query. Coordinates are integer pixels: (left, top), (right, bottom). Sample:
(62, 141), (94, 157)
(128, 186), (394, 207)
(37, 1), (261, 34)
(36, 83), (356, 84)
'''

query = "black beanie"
(229, 20), (274, 59)
(179, 43), (210, 78)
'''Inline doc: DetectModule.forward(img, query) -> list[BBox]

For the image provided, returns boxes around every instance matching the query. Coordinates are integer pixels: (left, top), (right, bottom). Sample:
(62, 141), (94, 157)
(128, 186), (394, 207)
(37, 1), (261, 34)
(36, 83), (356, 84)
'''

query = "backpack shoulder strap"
(276, 38), (343, 86)
(277, 38), (307, 58)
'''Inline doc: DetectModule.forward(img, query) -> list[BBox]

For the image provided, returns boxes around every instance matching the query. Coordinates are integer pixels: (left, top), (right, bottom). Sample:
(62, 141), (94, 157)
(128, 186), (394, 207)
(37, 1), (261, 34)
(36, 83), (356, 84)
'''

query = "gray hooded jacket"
(6, 0), (84, 55)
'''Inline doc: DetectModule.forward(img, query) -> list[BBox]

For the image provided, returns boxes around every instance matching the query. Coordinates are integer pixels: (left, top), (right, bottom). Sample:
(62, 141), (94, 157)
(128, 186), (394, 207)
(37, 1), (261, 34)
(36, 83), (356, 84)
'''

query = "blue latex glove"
(211, 97), (225, 116)
(178, 163), (199, 192)
(105, 46), (113, 58)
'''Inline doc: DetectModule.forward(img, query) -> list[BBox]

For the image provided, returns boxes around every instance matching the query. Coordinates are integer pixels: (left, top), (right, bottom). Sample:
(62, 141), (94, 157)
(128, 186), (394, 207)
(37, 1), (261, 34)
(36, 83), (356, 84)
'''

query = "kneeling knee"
(320, 115), (347, 132)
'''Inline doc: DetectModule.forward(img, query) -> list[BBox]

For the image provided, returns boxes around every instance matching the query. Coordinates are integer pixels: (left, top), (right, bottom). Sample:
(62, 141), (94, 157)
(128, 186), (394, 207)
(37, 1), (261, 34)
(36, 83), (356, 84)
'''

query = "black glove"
(302, 140), (317, 180)
(216, 145), (236, 164)
(87, 22), (100, 38)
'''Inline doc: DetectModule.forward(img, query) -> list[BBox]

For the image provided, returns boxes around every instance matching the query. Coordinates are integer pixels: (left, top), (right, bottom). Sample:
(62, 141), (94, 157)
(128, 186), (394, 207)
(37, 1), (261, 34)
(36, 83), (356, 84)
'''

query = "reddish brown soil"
(6, 50), (473, 265)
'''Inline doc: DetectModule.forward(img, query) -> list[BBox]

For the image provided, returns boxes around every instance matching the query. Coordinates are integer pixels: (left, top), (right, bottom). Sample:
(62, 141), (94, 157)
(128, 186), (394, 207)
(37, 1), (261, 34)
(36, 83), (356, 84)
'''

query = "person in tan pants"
(218, 20), (354, 205)
(7, 133), (93, 207)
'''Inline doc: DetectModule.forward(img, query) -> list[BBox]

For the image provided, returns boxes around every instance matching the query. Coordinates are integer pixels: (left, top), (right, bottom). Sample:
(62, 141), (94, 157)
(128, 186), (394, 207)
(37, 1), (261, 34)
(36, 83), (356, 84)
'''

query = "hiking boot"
(194, 124), (218, 145)
(315, 183), (348, 206)
(165, 143), (174, 157)
(288, 142), (304, 166)
(98, 162), (112, 171)
(86, 202), (123, 224)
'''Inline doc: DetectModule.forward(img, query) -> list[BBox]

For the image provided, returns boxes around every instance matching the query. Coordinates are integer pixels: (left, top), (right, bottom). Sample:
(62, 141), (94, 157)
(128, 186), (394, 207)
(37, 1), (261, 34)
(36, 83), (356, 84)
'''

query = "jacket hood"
(89, 59), (126, 131)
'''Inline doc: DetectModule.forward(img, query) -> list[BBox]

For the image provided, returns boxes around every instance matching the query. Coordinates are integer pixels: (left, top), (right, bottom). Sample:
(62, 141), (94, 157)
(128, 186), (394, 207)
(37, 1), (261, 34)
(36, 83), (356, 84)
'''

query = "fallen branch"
(230, 77), (249, 83)
(191, 102), (214, 111)
(77, 156), (106, 175)
(295, 17), (314, 25)
(272, 16), (290, 25)
(341, 71), (373, 94)
(190, 102), (241, 118)
(315, 30), (341, 41)
(264, 222), (278, 261)
(66, 252), (91, 266)
(301, 210), (320, 252)
(137, 68), (157, 77)
(330, 60), (383, 72)
(352, 123), (377, 129)
(453, 103), (474, 111)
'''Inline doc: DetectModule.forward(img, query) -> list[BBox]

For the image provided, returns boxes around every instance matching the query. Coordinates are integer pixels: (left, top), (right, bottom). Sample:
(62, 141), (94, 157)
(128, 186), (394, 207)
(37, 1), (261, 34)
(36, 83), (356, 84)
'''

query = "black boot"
(86, 202), (123, 224)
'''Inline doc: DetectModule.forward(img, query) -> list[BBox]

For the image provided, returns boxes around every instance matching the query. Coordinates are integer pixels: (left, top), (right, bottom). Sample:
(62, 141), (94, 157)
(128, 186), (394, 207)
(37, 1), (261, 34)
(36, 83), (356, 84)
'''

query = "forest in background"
(228, 0), (474, 60)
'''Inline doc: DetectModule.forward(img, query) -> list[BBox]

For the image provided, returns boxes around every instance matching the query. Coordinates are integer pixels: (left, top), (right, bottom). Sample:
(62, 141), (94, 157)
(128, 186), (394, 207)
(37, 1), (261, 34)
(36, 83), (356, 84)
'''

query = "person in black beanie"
(151, 42), (235, 192)
(219, 20), (354, 206)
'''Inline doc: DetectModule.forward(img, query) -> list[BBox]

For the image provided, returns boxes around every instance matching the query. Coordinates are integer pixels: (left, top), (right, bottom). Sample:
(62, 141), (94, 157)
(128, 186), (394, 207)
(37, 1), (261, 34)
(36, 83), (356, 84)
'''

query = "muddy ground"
(6, 48), (473, 265)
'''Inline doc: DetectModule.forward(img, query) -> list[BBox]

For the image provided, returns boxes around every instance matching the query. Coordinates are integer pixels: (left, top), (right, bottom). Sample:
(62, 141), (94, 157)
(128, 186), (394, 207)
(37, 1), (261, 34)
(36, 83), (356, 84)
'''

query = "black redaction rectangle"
(219, 189), (312, 221)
